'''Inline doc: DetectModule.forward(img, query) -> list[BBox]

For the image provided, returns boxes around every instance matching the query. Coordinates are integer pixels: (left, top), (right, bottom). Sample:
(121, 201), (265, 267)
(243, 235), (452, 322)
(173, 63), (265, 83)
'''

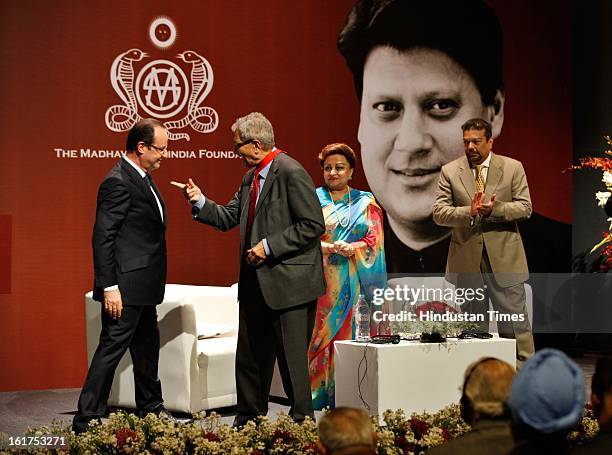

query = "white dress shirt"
(472, 151), (492, 184)
(192, 151), (276, 256)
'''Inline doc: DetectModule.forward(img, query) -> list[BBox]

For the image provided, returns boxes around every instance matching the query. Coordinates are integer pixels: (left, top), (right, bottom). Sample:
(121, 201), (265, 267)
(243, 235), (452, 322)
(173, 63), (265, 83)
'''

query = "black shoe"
(72, 417), (101, 434)
(233, 414), (260, 427)
(156, 409), (173, 420)
(140, 407), (190, 425)
(138, 406), (168, 419)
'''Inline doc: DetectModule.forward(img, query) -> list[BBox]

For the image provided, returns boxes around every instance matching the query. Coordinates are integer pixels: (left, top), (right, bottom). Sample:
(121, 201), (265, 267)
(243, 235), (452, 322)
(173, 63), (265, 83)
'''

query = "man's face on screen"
(358, 46), (495, 226)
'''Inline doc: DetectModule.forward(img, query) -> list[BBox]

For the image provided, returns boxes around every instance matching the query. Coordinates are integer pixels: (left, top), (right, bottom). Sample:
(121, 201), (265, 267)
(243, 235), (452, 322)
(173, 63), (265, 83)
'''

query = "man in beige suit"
(433, 118), (534, 364)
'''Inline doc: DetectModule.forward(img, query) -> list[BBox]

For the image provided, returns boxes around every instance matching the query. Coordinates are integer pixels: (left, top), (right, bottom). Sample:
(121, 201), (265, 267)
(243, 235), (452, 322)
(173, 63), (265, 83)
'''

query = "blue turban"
(507, 348), (585, 434)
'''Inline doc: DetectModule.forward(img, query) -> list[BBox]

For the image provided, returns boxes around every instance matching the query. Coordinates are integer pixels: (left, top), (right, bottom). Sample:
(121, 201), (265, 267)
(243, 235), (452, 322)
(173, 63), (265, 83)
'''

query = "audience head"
(508, 348), (585, 444)
(460, 357), (515, 425)
(317, 407), (376, 455)
(591, 355), (612, 430)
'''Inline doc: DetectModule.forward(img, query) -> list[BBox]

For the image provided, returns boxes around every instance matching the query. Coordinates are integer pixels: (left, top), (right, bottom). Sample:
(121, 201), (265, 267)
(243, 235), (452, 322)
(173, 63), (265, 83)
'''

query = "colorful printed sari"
(308, 187), (387, 409)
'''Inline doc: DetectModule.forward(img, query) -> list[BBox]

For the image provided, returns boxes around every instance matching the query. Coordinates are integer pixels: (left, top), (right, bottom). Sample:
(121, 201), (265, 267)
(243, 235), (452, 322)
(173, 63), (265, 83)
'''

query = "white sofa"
(85, 284), (238, 413)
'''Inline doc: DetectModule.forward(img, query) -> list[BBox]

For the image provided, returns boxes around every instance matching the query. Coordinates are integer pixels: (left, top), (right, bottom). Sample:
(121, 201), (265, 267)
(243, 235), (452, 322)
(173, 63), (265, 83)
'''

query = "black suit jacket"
(92, 158), (167, 306)
(194, 152), (326, 309)
(427, 419), (514, 455)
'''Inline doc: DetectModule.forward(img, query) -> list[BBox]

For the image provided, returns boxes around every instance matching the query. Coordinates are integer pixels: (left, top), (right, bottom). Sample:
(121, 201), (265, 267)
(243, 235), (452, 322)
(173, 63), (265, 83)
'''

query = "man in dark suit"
(73, 118), (169, 433)
(175, 112), (325, 425)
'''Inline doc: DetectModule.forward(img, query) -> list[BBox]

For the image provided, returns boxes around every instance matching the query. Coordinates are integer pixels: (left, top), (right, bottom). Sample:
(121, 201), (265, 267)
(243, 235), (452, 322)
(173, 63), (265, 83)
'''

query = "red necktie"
(244, 149), (281, 251)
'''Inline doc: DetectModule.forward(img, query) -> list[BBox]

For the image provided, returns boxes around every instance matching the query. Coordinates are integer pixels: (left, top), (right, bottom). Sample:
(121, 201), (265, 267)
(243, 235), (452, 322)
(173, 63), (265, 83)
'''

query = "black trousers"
(235, 270), (316, 425)
(73, 305), (163, 432)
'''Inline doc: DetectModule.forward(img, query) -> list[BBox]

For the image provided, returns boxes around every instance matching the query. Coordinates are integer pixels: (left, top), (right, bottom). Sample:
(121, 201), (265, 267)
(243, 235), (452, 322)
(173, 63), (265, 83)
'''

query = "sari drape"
(308, 187), (387, 409)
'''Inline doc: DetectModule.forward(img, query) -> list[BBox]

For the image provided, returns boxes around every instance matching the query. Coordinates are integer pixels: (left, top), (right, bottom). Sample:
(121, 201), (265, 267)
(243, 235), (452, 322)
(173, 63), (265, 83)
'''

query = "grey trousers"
(463, 247), (535, 365)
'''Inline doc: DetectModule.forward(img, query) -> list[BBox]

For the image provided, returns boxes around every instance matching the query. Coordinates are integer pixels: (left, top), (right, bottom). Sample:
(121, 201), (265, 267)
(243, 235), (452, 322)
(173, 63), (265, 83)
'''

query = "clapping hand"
(470, 192), (485, 217)
(470, 192), (496, 218)
(334, 240), (355, 257)
(476, 193), (496, 217)
(170, 178), (202, 204)
(321, 242), (336, 254)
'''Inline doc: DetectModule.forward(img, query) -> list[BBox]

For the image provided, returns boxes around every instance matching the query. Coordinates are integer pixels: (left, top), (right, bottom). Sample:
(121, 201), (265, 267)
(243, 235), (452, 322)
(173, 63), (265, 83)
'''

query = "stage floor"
(0, 354), (597, 437)
(0, 388), (315, 437)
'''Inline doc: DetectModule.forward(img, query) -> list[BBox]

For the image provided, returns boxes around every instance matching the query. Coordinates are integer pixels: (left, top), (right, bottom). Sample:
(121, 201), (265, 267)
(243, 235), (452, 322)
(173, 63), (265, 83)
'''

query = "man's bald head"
(317, 407), (375, 454)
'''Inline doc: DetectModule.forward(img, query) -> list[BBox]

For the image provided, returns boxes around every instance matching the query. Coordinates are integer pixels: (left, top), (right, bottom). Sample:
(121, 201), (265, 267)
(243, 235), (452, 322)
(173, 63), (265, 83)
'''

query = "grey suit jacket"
(432, 153), (531, 287)
(193, 152), (326, 309)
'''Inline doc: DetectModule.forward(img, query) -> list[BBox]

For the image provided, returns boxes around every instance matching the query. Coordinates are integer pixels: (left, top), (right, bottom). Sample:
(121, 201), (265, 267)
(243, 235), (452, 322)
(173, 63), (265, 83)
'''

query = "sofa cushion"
(197, 336), (237, 369)
(197, 322), (235, 339)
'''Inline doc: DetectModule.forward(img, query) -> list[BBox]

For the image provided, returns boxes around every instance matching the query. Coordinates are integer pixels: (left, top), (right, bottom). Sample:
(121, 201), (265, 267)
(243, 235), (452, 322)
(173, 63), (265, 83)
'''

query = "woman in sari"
(309, 143), (387, 409)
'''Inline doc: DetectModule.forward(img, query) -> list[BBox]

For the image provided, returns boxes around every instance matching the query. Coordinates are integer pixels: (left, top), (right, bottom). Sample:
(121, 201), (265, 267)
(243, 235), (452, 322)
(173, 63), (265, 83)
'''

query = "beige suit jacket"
(432, 153), (531, 288)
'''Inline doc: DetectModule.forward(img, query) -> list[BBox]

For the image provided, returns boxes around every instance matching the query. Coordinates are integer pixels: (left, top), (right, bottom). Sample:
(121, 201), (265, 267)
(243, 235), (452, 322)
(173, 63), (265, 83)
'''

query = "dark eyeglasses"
(145, 143), (168, 153)
(234, 139), (255, 152)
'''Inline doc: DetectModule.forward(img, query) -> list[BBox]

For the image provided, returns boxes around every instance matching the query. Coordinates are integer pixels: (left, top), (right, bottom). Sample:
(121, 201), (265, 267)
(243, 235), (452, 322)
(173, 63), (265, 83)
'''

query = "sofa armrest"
(83, 284), (239, 413)
(165, 284), (239, 331)
(156, 297), (200, 412)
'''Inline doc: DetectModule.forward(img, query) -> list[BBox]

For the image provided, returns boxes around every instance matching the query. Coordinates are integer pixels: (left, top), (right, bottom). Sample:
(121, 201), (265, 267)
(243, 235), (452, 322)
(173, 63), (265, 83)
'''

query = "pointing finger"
(170, 181), (186, 189)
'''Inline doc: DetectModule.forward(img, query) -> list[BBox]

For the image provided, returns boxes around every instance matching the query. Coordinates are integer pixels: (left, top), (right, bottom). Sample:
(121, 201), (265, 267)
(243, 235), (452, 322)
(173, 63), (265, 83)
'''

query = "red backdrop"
(0, 0), (571, 391)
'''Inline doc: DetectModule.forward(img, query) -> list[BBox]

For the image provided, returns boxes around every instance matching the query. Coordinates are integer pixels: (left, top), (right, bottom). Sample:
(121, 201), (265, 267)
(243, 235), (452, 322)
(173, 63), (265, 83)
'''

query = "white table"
(334, 337), (516, 417)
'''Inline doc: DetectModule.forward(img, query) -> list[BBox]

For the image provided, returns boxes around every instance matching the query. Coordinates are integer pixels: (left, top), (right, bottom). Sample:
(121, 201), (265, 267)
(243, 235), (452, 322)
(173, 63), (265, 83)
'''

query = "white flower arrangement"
(570, 137), (612, 271)
(595, 191), (611, 207)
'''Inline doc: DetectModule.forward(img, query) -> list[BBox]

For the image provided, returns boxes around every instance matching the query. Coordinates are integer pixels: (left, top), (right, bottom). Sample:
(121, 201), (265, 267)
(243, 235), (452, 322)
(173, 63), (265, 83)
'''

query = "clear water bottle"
(354, 294), (371, 342)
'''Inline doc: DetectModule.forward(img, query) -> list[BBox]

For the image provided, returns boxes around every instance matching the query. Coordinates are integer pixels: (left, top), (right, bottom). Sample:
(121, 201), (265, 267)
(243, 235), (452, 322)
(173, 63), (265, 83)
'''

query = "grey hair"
(318, 407), (373, 452)
(231, 112), (275, 150)
(462, 358), (515, 422)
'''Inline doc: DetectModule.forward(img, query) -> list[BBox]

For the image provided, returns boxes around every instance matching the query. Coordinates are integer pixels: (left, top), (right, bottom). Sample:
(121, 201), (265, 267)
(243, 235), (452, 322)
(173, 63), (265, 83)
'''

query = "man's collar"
(259, 160), (274, 179)
(470, 151), (493, 169)
(122, 154), (147, 178)
(481, 151), (493, 167)
(255, 147), (278, 179)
